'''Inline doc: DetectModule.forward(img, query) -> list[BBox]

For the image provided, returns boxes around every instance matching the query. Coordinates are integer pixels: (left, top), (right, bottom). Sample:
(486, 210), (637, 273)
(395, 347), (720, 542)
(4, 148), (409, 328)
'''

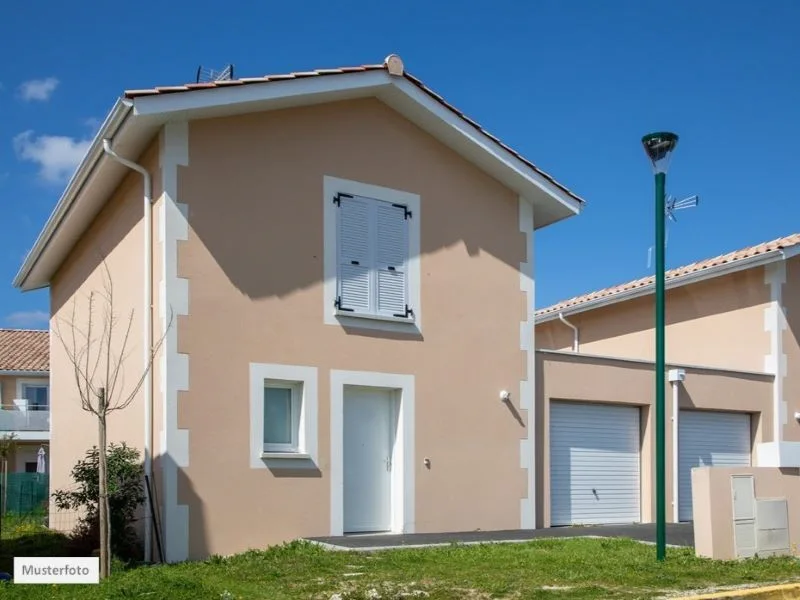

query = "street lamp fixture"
(642, 132), (679, 174)
(642, 131), (678, 562)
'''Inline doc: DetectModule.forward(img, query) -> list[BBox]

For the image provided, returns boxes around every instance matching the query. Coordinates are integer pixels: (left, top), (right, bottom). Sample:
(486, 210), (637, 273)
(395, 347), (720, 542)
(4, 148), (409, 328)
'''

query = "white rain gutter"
(672, 382), (679, 522)
(101, 139), (154, 564)
(536, 250), (788, 324)
(0, 370), (49, 377)
(557, 312), (579, 352)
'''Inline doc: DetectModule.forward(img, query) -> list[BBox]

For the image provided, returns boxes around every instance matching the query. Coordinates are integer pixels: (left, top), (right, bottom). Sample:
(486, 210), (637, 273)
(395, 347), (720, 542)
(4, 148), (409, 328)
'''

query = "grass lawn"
(1, 533), (799, 599)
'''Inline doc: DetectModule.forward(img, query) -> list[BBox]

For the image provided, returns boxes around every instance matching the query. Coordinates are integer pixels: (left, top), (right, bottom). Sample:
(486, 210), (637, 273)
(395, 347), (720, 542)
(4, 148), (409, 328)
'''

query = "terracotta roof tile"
(536, 233), (800, 319)
(0, 329), (49, 372)
(122, 55), (585, 206)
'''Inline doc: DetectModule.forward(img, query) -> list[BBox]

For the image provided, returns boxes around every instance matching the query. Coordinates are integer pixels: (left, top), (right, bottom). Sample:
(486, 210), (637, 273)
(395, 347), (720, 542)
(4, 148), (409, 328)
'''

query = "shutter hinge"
(393, 305), (414, 319)
(333, 193), (353, 206)
(334, 296), (354, 312)
(392, 203), (412, 219)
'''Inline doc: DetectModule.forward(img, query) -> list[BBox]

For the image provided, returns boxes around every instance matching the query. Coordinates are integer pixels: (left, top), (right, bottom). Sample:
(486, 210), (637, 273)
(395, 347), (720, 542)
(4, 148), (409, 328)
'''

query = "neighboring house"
(0, 329), (50, 474)
(535, 233), (800, 526)
(12, 54), (585, 562)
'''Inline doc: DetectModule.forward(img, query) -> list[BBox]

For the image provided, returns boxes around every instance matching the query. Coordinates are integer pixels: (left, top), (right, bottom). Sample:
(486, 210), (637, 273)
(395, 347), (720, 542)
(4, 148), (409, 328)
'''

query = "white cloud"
(84, 117), (101, 130)
(18, 77), (59, 101)
(5, 310), (49, 328)
(13, 130), (91, 183)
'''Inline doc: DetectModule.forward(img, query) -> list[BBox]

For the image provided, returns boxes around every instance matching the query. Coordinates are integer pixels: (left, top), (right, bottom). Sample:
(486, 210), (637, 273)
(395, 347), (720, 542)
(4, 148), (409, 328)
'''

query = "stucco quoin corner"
(519, 196), (535, 529)
(763, 262), (788, 443)
(159, 120), (191, 563)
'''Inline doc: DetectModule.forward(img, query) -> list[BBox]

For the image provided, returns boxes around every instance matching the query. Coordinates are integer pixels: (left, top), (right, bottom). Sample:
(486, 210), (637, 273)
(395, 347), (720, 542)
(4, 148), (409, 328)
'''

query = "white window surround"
(330, 369), (415, 536)
(323, 175), (421, 334)
(250, 363), (318, 468)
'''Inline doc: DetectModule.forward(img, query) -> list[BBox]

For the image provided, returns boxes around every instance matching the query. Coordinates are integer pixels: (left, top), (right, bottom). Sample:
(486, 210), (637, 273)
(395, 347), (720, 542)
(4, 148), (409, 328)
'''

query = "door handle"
(385, 456), (392, 471)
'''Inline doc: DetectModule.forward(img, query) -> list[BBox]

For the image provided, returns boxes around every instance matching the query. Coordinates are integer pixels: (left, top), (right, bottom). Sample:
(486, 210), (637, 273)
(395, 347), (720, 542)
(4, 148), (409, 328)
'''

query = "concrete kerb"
(670, 583), (800, 600)
(304, 535), (686, 553)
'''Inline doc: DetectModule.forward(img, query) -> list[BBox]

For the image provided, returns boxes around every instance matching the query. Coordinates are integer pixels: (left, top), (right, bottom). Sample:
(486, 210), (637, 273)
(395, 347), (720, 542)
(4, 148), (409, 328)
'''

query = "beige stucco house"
(13, 55), (586, 562)
(0, 329), (50, 474)
(535, 233), (800, 535)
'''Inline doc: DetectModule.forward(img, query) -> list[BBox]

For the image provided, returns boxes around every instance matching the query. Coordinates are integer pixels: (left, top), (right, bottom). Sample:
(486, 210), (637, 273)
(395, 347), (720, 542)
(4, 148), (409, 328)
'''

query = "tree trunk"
(98, 388), (111, 579)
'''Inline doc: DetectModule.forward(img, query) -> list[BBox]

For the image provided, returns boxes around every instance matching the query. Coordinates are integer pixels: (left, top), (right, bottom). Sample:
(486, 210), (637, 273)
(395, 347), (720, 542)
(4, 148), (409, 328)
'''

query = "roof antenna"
(195, 64), (235, 83)
(647, 194), (700, 269)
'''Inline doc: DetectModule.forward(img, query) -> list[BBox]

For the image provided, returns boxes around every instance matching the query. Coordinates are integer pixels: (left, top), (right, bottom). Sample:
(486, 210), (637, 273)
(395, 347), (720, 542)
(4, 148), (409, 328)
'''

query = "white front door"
(343, 387), (394, 533)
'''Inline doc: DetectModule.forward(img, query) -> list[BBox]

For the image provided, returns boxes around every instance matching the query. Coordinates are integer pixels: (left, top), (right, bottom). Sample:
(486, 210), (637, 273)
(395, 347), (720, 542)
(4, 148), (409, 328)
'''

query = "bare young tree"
(52, 260), (172, 579)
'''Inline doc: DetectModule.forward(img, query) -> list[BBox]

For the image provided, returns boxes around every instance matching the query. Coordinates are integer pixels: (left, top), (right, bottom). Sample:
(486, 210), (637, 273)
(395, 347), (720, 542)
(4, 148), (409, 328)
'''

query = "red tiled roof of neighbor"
(123, 55), (585, 207)
(0, 329), (49, 372)
(536, 233), (800, 319)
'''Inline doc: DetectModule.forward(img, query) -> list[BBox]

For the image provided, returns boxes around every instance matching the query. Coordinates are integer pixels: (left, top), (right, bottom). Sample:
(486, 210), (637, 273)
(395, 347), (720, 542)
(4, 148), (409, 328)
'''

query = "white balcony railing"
(0, 403), (50, 432)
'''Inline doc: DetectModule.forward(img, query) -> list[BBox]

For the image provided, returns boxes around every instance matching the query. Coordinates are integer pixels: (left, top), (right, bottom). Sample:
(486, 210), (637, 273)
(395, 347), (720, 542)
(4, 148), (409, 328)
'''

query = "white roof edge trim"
(535, 250), (785, 324)
(13, 98), (133, 290)
(130, 71), (582, 217)
(129, 70), (394, 116)
(389, 77), (583, 217)
(0, 370), (49, 377)
(784, 244), (800, 260)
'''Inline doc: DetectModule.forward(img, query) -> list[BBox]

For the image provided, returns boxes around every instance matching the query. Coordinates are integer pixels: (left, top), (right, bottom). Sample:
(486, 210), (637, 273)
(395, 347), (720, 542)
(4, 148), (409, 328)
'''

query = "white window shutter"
(336, 196), (372, 313)
(375, 203), (410, 317)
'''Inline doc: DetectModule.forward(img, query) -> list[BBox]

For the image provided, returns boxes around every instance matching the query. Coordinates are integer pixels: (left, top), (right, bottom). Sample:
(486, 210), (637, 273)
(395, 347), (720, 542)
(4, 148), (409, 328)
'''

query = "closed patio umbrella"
(36, 447), (46, 474)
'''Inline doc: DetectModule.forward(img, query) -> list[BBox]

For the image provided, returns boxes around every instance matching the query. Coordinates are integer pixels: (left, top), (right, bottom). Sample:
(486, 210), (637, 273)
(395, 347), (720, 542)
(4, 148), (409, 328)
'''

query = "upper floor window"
(20, 382), (48, 411)
(333, 193), (414, 321)
(323, 176), (421, 334)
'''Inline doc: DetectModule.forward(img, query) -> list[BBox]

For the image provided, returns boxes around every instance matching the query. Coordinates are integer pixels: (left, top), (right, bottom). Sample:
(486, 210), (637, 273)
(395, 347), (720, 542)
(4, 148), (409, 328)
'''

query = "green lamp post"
(642, 131), (679, 562)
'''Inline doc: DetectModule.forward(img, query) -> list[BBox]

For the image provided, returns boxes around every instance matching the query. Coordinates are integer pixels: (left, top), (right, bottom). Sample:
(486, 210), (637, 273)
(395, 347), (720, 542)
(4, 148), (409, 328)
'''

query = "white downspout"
(668, 368), (685, 523)
(671, 381), (679, 522)
(102, 139), (154, 563)
(557, 312), (579, 352)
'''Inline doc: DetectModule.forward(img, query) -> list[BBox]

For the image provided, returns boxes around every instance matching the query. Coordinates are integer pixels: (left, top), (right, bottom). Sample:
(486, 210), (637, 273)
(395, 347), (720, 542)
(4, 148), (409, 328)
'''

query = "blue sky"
(1, 0), (798, 328)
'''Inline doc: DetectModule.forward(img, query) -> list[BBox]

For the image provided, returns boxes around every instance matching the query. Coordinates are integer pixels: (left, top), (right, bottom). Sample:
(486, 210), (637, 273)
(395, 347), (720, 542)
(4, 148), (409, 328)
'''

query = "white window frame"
(16, 379), (49, 410)
(262, 380), (302, 453)
(323, 175), (422, 334)
(249, 363), (318, 468)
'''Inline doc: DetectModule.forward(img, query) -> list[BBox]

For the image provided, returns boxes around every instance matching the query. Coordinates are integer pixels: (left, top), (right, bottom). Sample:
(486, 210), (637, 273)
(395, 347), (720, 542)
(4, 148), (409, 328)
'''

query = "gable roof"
(14, 54), (585, 292)
(123, 60), (583, 205)
(0, 329), (49, 373)
(536, 233), (800, 323)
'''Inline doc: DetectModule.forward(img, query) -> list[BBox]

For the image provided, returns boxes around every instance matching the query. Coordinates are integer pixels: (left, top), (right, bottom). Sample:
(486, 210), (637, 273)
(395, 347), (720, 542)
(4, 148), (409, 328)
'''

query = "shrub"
(52, 442), (145, 561)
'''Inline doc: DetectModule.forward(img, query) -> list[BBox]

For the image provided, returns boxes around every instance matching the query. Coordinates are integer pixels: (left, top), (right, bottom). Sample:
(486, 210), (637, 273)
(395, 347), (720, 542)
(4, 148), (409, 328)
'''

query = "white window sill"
(334, 310), (414, 324)
(260, 452), (311, 460)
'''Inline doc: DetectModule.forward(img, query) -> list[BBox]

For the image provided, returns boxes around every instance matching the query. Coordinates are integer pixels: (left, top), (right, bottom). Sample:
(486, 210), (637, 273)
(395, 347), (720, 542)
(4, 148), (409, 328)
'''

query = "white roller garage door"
(678, 410), (751, 522)
(550, 401), (641, 526)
